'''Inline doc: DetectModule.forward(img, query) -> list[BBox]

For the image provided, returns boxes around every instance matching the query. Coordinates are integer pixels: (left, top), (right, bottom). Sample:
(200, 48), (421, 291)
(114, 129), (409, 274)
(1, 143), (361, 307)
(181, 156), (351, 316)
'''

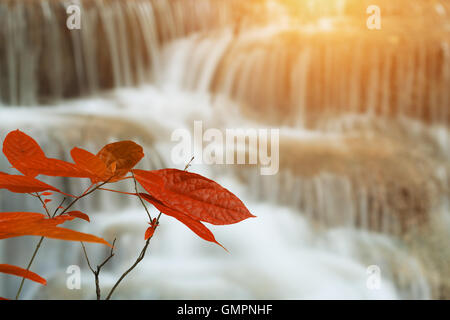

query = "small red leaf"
(41, 192), (53, 196)
(133, 169), (255, 225)
(144, 226), (155, 240)
(0, 264), (46, 285)
(66, 211), (90, 222)
(0, 172), (60, 194)
(44, 199), (52, 204)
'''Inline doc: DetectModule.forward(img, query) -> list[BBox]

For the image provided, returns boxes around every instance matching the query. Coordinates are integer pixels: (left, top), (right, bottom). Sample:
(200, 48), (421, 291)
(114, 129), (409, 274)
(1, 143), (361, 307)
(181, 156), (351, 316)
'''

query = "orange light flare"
(268, 0), (450, 35)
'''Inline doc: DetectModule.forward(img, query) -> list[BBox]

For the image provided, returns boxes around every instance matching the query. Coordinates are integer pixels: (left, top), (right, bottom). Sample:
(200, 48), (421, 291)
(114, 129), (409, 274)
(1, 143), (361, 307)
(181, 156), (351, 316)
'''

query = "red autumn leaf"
(2, 130), (92, 178)
(0, 264), (46, 285)
(0, 212), (110, 246)
(44, 199), (52, 204)
(70, 147), (108, 183)
(66, 211), (90, 222)
(133, 169), (255, 225)
(0, 297), (8, 300)
(139, 193), (226, 250)
(96, 141), (144, 182)
(20, 157), (92, 178)
(144, 226), (155, 240)
(0, 172), (60, 194)
(2, 130), (46, 177)
(41, 192), (53, 196)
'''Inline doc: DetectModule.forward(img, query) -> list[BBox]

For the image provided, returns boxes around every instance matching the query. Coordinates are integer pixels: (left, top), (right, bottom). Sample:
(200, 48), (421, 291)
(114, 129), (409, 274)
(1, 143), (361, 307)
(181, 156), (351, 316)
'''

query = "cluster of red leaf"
(0, 130), (254, 300)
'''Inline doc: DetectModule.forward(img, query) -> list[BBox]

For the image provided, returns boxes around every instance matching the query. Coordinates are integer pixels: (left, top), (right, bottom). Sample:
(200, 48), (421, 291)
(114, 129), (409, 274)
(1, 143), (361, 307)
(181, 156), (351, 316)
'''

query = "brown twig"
(81, 239), (116, 300)
(15, 236), (45, 300)
(105, 213), (161, 300)
(132, 172), (152, 222)
(52, 197), (67, 218)
(58, 180), (111, 216)
(184, 156), (195, 171)
(36, 193), (51, 218)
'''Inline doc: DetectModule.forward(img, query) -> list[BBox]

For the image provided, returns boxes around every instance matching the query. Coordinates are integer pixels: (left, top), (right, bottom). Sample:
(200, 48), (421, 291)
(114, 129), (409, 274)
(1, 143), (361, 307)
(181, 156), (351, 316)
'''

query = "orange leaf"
(139, 193), (226, 250)
(66, 211), (90, 222)
(21, 157), (92, 178)
(0, 172), (60, 194)
(70, 147), (108, 183)
(0, 212), (110, 246)
(2, 130), (46, 177)
(44, 199), (52, 204)
(0, 264), (46, 285)
(144, 226), (155, 240)
(97, 141), (144, 182)
(133, 169), (255, 225)
(41, 192), (53, 196)
(2, 130), (92, 178)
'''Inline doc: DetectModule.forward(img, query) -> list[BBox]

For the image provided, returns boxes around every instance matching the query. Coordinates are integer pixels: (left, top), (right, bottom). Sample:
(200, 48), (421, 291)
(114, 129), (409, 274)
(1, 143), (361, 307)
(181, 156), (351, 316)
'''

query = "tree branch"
(81, 239), (116, 300)
(105, 216), (160, 301)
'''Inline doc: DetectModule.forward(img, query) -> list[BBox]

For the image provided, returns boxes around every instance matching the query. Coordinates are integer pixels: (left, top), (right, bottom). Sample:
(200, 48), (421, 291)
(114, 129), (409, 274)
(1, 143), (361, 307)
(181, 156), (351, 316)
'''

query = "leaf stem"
(15, 236), (45, 300)
(35, 193), (51, 218)
(132, 172), (152, 222)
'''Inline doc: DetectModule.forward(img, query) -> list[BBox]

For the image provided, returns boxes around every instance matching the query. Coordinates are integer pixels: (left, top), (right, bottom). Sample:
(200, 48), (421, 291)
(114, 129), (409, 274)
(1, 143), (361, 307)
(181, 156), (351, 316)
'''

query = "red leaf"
(66, 211), (90, 222)
(44, 199), (52, 204)
(0, 264), (46, 285)
(96, 141), (144, 182)
(139, 193), (226, 250)
(2, 130), (92, 178)
(0, 297), (8, 300)
(41, 192), (53, 196)
(2, 130), (46, 177)
(71, 147), (108, 183)
(21, 157), (92, 178)
(0, 172), (60, 194)
(133, 169), (255, 225)
(144, 226), (155, 240)
(0, 212), (110, 246)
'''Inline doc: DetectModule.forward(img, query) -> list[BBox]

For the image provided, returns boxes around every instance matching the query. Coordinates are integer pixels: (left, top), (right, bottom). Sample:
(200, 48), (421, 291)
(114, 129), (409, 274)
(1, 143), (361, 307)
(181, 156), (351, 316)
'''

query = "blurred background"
(0, 0), (449, 299)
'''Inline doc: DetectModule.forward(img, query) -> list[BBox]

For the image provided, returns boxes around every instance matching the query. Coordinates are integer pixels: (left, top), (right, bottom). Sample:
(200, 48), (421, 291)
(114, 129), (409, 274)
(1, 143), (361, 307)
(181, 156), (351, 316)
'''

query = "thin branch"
(105, 237), (151, 300)
(81, 242), (95, 274)
(57, 179), (111, 217)
(184, 156), (195, 171)
(97, 188), (136, 197)
(36, 193), (51, 218)
(105, 199), (162, 300)
(15, 236), (45, 300)
(52, 197), (67, 218)
(81, 239), (116, 300)
(132, 172), (152, 222)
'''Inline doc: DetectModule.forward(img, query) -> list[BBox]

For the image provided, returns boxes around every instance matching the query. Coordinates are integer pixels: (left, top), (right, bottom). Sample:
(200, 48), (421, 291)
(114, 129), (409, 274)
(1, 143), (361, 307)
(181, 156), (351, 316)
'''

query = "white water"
(0, 84), (437, 300)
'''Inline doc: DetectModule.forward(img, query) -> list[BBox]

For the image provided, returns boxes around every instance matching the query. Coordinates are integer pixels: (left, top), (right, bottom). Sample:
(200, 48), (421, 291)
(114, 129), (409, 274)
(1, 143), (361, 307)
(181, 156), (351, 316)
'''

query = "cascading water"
(0, 0), (449, 299)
